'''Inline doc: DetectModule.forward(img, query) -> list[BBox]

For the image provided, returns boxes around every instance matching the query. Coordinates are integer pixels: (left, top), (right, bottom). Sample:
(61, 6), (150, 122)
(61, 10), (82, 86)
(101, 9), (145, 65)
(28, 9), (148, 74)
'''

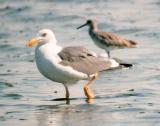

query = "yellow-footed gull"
(27, 29), (131, 102)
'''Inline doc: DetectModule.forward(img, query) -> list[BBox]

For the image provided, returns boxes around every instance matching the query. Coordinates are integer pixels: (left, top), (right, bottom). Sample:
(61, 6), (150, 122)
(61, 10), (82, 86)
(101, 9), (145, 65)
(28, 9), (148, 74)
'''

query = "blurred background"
(0, 0), (160, 126)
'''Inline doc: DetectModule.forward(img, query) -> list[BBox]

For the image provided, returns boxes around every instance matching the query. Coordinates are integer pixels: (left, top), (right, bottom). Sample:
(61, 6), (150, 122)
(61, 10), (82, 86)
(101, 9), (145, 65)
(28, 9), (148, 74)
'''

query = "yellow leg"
(83, 73), (98, 99)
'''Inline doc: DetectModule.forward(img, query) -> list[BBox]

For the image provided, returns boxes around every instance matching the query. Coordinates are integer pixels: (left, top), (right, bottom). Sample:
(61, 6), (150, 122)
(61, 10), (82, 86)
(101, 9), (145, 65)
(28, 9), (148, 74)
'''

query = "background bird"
(77, 19), (137, 58)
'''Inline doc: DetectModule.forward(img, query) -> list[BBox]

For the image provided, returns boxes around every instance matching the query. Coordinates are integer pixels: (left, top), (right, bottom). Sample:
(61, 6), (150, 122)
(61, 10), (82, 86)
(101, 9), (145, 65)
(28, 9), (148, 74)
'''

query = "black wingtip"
(113, 58), (134, 68)
(128, 40), (137, 47)
(119, 63), (133, 68)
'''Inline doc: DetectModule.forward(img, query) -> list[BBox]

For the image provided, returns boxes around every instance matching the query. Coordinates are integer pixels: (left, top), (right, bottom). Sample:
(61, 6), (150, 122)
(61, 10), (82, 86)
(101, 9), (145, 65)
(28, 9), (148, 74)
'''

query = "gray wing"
(58, 46), (112, 75)
(96, 31), (137, 47)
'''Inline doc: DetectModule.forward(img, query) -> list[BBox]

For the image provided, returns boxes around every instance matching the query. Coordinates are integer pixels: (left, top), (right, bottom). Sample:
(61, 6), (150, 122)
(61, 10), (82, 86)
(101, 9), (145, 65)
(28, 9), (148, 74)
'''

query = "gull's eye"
(42, 33), (47, 37)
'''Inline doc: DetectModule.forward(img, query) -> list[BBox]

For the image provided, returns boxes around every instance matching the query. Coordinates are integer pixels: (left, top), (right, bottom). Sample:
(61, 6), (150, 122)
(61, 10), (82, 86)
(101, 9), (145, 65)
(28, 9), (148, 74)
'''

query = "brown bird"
(77, 19), (137, 58)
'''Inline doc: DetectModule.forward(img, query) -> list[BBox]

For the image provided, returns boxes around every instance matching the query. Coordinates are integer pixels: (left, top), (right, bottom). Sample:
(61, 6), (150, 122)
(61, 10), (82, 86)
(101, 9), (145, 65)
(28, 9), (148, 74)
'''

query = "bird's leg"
(63, 84), (70, 104)
(63, 84), (70, 100)
(107, 51), (111, 59)
(84, 73), (98, 99)
(106, 50), (111, 59)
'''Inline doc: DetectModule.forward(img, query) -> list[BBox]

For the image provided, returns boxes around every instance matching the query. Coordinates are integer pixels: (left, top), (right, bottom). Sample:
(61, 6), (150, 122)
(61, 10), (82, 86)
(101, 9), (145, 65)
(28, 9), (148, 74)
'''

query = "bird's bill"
(77, 23), (87, 29)
(27, 38), (40, 47)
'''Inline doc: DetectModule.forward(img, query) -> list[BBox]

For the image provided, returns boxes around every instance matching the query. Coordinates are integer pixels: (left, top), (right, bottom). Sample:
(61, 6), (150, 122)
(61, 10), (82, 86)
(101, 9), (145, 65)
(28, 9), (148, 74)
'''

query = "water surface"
(0, 0), (160, 126)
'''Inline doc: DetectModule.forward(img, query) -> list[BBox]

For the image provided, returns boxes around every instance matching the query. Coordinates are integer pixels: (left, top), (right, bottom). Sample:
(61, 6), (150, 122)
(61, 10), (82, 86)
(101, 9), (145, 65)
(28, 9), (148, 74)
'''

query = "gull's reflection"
(35, 91), (133, 126)
(36, 103), (104, 126)
(52, 97), (94, 104)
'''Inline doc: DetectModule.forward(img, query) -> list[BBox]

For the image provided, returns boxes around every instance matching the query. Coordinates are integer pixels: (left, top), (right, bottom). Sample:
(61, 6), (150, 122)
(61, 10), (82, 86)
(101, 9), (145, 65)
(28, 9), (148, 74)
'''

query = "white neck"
(35, 42), (62, 63)
(48, 34), (57, 44)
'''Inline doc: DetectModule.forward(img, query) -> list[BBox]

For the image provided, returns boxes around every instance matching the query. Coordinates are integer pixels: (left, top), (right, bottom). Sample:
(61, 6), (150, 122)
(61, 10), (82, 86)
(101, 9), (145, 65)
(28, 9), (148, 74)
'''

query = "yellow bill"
(27, 38), (39, 47)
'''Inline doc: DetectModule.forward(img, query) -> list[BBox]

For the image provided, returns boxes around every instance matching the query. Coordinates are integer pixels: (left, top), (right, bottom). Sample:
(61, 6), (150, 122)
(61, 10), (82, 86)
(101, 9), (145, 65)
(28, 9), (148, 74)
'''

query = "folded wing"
(58, 46), (112, 75)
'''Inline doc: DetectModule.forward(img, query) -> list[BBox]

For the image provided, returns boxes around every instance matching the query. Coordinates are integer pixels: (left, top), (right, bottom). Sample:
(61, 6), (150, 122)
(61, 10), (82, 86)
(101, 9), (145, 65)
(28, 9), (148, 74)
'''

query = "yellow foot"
(86, 98), (93, 104)
(84, 86), (94, 99)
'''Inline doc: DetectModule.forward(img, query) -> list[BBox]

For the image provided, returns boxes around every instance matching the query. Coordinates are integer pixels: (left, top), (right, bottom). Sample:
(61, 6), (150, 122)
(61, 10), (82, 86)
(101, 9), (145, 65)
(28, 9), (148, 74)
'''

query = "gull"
(27, 29), (130, 102)
(77, 19), (137, 58)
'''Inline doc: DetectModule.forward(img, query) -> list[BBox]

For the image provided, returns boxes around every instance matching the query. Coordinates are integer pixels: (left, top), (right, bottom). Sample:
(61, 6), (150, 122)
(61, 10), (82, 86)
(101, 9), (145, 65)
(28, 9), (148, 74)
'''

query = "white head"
(27, 29), (57, 47)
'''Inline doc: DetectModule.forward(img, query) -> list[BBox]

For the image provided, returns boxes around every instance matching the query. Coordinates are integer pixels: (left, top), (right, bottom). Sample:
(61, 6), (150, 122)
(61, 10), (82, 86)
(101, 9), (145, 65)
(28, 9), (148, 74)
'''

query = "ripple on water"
(3, 93), (23, 100)
(0, 33), (10, 39)
(0, 5), (30, 16)
(0, 82), (13, 89)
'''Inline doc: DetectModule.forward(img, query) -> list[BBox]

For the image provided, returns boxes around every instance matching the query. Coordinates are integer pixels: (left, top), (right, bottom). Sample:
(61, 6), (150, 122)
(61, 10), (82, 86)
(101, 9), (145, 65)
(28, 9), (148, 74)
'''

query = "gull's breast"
(35, 44), (88, 84)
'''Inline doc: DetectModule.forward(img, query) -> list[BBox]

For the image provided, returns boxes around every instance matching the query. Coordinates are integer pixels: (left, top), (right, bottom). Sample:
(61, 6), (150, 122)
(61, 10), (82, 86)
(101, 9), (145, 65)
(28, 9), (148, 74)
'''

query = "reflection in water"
(36, 104), (106, 126)
(86, 98), (94, 104)
(36, 102), (140, 126)
(35, 89), (160, 126)
(52, 97), (94, 104)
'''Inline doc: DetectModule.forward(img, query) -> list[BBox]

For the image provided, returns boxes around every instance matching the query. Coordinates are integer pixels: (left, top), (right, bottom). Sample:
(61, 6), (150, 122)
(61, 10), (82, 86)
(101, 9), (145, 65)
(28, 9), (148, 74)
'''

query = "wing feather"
(96, 31), (137, 47)
(58, 46), (111, 75)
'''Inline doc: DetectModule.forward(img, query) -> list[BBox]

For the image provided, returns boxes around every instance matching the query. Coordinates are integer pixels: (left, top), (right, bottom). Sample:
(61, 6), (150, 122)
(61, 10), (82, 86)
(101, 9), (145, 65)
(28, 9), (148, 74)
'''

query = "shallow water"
(0, 0), (160, 126)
